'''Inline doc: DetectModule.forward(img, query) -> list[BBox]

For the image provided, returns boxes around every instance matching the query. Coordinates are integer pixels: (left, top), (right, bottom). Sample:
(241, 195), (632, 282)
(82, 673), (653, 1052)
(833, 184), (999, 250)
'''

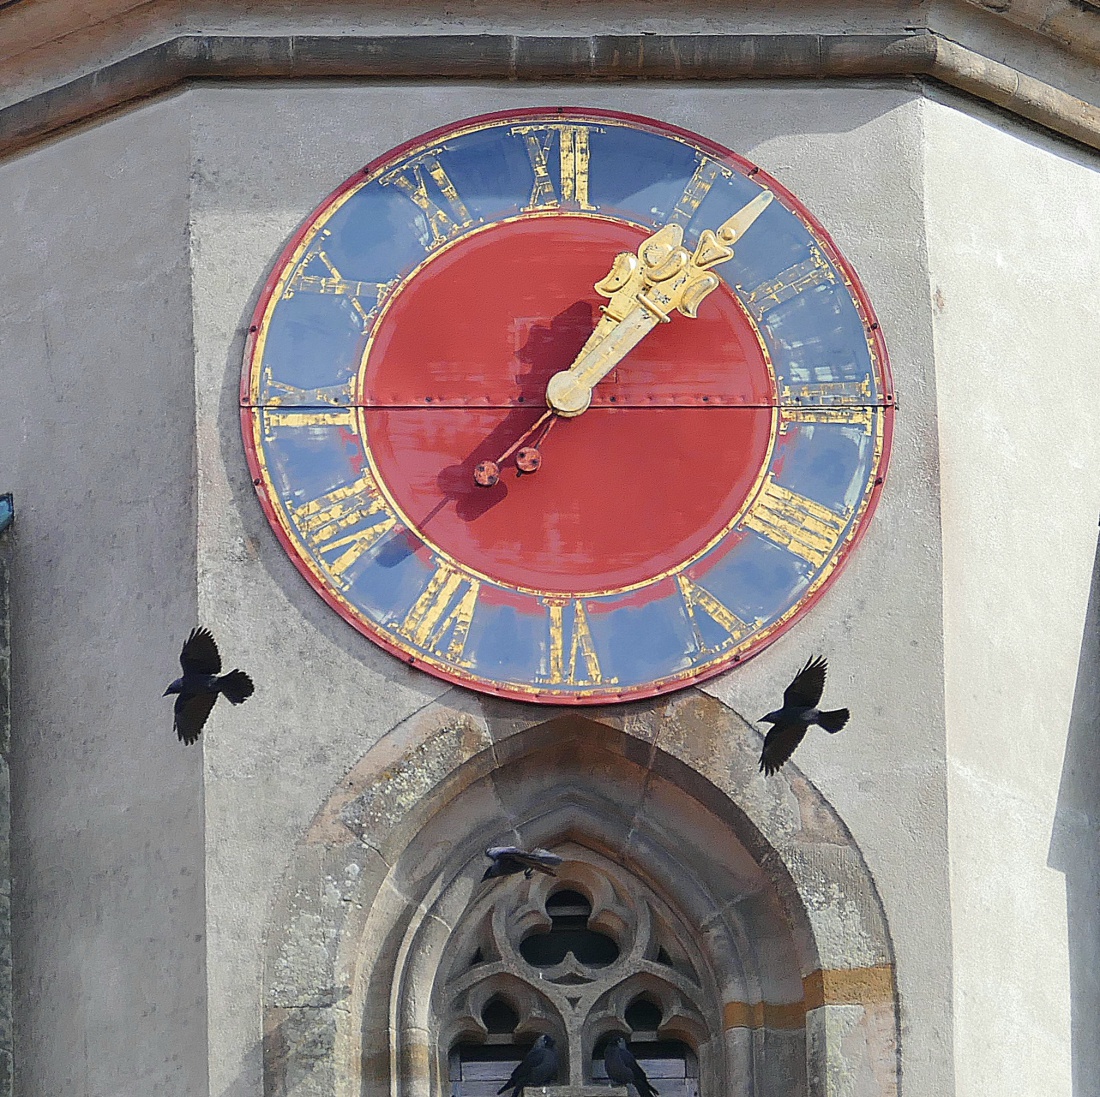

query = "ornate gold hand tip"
(544, 190), (774, 416)
(717, 191), (774, 244)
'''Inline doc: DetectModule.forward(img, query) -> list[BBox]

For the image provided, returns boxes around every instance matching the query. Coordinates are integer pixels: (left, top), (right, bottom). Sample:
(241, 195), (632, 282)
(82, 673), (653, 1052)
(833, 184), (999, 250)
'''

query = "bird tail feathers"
(818, 708), (849, 733)
(219, 670), (255, 705)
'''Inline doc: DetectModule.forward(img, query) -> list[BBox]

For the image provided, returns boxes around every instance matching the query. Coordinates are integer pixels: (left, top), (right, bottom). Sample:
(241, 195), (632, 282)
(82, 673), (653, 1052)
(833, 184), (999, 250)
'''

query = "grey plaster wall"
(0, 97), (207, 1097)
(186, 82), (949, 1097)
(0, 518), (12, 1095)
(0, 49), (1097, 1097)
(925, 92), (1100, 1097)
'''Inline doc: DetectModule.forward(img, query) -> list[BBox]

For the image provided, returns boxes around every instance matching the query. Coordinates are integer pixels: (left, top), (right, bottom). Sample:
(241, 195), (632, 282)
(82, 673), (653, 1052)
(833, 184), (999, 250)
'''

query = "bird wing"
(759, 721), (807, 776)
(498, 1047), (537, 1095)
(509, 849), (562, 876)
(486, 846), (524, 860)
(180, 627), (221, 675)
(607, 1043), (658, 1097)
(175, 691), (217, 745)
(626, 1049), (659, 1097)
(526, 1045), (558, 1086)
(784, 655), (826, 709)
(604, 1044), (634, 1085)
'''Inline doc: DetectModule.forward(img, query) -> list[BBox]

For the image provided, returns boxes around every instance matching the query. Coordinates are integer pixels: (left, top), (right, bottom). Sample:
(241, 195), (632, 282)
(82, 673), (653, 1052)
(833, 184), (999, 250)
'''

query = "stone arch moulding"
(263, 689), (899, 1097)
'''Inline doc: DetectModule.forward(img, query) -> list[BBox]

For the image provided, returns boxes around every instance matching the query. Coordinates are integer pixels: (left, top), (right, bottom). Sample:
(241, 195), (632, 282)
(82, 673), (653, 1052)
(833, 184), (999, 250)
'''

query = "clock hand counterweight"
(545, 191), (774, 417)
(473, 409), (561, 487)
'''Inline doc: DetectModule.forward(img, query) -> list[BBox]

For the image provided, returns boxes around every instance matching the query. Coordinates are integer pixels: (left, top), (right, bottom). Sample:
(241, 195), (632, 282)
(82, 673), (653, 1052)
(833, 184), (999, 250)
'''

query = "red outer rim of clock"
(239, 107), (895, 704)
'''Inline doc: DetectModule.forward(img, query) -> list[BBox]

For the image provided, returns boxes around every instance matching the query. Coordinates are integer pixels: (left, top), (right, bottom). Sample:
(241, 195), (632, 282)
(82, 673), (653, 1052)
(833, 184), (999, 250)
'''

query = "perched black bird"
(758, 656), (849, 776)
(604, 1035), (658, 1097)
(164, 627), (254, 745)
(483, 846), (563, 882)
(497, 1034), (558, 1097)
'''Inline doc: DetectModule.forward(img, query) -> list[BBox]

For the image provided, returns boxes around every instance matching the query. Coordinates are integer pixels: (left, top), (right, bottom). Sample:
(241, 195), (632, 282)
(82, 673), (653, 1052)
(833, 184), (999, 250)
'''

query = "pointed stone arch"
(263, 689), (898, 1097)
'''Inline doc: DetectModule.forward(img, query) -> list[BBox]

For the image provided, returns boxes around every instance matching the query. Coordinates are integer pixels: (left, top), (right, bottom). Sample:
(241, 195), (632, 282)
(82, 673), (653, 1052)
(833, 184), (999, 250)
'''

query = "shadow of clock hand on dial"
(516, 301), (596, 379)
(434, 302), (598, 516)
(432, 408), (520, 522)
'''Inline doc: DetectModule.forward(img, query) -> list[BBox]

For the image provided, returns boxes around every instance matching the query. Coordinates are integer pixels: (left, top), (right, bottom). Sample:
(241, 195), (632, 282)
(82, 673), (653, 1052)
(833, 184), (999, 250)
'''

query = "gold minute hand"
(545, 191), (774, 417)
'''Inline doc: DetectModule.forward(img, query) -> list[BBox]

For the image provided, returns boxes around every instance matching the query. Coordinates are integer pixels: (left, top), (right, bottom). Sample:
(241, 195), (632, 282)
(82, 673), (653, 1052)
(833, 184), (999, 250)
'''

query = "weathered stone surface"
(806, 1003), (897, 1097)
(778, 846), (891, 971)
(265, 1004), (337, 1097)
(7, 9), (1100, 156)
(339, 709), (494, 863)
(268, 843), (385, 1009)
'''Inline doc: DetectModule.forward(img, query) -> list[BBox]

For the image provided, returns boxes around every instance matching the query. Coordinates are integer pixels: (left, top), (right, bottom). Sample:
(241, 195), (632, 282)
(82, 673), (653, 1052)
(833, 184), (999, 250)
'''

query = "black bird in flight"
(497, 1034), (558, 1097)
(482, 846), (563, 882)
(604, 1035), (659, 1097)
(758, 656), (849, 776)
(164, 627), (254, 745)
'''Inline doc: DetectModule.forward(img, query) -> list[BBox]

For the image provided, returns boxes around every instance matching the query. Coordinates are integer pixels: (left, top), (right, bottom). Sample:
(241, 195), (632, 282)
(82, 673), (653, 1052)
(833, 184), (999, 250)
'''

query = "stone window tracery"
(439, 847), (712, 1096)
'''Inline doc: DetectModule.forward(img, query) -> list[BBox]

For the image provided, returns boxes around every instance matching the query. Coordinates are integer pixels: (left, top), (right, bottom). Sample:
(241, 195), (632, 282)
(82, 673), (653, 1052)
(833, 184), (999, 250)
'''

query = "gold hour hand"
(545, 191), (774, 417)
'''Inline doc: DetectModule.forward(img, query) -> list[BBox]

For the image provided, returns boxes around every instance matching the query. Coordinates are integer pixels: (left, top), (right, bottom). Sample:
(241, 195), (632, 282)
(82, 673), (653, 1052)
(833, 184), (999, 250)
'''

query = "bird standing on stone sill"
(604, 1035), (659, 1097)
(758, 655), (849, 776)
(482, 846), (563, 882)
(497, 1034), (558, 1097)
(164, 627), (254, 745)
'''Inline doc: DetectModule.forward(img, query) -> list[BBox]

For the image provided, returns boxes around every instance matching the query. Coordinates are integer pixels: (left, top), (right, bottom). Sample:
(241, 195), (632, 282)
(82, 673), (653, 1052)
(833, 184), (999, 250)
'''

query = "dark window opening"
(624, 997), (663, 1034)
(481, 998), (519, 1035)
(520, 889), (620, 968)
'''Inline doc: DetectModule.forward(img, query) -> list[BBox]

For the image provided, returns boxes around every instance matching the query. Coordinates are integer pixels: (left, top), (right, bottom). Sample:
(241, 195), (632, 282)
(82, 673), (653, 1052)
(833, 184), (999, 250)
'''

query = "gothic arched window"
(438, 848), (714, 1095)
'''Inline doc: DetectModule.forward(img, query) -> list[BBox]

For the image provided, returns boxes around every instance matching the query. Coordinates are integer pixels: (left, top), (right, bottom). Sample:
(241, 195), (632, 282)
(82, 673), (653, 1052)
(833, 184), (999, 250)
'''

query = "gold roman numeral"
(289, 473), (397, 588)
(284, 229), (394, 332)
(740, 477), (849, 569)
(540, 598), (608, 686)
(675, 575), (752, 654)
(780, 406), (875, 433)
(666, 157), (726, 227)
(779, 380), (875, 433)
(260, 366), (355, 408)
(740, 245), (837, 321)
(511, 125), (596, 210)
(782, 379), (872, 404)
(397, 561), (479, 666)
(263, 409), (354, 429)
(380, 151), (475, 248)
(261, 407), (356, 441)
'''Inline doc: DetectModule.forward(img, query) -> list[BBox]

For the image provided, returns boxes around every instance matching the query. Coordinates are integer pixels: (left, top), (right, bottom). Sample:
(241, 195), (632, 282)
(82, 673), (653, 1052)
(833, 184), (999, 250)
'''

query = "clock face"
(242, 108), (892, 703)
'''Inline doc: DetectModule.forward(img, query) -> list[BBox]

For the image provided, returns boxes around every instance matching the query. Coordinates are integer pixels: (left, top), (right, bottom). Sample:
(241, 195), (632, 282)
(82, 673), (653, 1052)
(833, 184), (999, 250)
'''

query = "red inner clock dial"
(362, 215), (775, 594)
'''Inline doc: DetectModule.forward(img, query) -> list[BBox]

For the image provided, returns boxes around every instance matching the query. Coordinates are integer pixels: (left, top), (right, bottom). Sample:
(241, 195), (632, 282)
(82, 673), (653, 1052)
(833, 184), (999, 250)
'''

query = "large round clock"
(242, 108), (893, 703)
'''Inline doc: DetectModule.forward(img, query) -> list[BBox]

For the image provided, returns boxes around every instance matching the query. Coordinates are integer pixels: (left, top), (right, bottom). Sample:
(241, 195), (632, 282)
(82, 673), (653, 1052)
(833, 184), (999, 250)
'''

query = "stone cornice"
(2, 31), (1100, 158)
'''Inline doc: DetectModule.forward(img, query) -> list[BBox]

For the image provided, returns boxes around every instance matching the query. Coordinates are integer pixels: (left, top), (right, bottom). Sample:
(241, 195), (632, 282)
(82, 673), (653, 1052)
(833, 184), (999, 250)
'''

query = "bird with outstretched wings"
(164, 627), (255, 745)
(758, 656), (849, 776)
(482, 846), (563, 881)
